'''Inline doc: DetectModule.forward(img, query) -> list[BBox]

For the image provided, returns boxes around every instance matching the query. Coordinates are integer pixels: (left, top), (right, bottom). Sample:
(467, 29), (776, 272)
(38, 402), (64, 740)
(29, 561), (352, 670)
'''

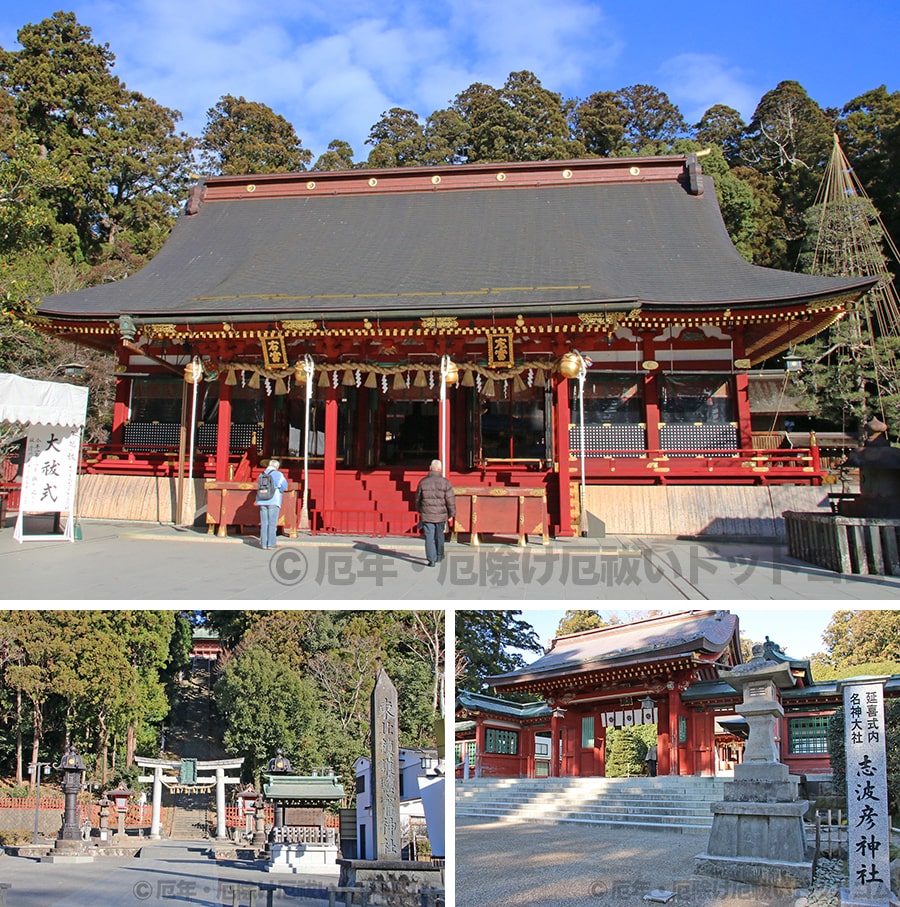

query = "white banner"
(19, 425), (80, 512)
(601, 707), (658, 728)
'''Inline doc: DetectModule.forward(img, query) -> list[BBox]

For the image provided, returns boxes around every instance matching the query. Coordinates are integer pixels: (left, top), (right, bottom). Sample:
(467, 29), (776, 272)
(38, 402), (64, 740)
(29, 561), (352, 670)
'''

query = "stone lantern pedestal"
(42, 746), (95, 863)
(695, 651), (812, 888)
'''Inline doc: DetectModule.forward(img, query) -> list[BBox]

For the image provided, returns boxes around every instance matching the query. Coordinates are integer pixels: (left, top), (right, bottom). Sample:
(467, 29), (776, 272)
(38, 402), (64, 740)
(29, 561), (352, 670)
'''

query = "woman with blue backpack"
(255, 458), (289, 549)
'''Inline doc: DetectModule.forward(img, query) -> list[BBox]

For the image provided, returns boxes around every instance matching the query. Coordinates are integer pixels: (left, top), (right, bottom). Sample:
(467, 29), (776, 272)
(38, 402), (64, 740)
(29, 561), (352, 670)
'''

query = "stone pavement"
(0, 840), (337, 906)
(455, 816), (841, 907)
(2, 517), (900, 601)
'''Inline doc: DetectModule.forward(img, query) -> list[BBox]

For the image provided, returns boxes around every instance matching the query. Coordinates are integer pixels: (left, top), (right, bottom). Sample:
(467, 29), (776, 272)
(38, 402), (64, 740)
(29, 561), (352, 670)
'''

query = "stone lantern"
(695, 644), (812, 888)
(235, 784), (259, 840)
(54, 745), (86, 849)
(104, 782), (133, 838)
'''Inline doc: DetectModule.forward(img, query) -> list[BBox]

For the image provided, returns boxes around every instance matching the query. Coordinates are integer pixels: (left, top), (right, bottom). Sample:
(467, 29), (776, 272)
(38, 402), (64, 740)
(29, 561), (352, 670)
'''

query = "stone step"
(455, 777), (722, 832)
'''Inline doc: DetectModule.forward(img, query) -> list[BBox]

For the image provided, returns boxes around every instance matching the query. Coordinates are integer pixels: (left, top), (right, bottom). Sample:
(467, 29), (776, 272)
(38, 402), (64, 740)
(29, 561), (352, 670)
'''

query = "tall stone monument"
(370, 669), (401, 860)
(840, 678), (894, 907)
(695, 645), (813, 888)
(337, 668), (443, 907)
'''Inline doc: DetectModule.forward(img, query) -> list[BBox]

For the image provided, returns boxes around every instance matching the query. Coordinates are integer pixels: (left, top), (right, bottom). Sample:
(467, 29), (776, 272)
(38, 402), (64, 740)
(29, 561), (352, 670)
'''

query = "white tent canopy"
(0, 372), (88, 427)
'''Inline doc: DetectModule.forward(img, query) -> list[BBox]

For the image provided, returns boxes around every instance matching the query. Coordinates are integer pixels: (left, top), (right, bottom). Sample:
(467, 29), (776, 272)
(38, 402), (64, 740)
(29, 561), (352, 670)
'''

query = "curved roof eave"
(34, 167), (875, 322)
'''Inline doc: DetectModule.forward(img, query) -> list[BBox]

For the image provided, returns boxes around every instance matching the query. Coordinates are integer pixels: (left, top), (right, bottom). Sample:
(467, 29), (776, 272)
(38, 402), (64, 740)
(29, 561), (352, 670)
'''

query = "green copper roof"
(262, 775), (345, 801)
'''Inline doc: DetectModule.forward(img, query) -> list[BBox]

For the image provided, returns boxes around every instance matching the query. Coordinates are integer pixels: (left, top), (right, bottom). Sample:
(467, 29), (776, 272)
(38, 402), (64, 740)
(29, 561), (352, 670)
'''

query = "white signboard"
(843, 679), (893, 907)
(14, 425), (81, 542)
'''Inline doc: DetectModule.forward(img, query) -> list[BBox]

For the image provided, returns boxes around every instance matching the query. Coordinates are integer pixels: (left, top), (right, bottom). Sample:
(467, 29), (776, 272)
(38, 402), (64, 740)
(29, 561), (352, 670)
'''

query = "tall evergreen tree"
(200, 94), (312, 175)
(456, 610), (542, 692)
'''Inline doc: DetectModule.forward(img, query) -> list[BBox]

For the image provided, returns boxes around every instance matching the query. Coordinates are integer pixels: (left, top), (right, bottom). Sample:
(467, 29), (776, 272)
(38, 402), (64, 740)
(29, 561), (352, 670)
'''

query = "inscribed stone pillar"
(150, 766), (163, 839)
(841, 679), (893, 907)
(370, 669), (401, 859)
(215, 767), (227, 839)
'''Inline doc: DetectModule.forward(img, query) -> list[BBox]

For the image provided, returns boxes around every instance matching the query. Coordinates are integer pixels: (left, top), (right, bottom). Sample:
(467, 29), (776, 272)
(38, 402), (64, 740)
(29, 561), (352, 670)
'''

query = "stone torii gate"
(136, 756), (244, 839)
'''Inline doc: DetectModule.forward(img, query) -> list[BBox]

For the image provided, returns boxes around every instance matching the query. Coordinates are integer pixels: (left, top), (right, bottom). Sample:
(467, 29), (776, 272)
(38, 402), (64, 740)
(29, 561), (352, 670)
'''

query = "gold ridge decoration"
(144, 323), (178, 339)
(578, 311), (632, 330)
(281, 319), (319, 332)
(420, 316), (459, 332)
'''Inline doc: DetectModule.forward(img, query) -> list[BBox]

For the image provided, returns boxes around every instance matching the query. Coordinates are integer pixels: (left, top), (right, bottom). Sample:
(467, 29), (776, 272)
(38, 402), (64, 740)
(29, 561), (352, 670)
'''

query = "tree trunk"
(126, 723), (136, 767)
(29, 712), (41, 790)
(15, 689), (23, 785)
(97, 713), (109, 787)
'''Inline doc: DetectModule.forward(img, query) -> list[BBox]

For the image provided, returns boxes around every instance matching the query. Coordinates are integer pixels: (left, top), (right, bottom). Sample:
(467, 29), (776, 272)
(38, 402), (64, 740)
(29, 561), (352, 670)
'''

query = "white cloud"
(658, 53), (760, 124)
(2, 0), (633, 159)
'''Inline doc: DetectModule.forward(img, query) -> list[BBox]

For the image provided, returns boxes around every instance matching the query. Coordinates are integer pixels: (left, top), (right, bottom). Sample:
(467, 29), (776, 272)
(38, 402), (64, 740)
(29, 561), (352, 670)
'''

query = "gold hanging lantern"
(558, 351), (584, 378)
(184, 360), (203, 384)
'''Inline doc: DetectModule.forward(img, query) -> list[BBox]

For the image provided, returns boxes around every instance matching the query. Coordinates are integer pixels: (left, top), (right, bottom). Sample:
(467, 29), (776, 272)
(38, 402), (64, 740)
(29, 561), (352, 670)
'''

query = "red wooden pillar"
(657, 697), (671, 776)
(644, 372), (661, 453)
(111, 376), (130, 446)
(733, 332), (753, 450)
(323, 384), (338, 514)
(550, 709), (562, 777)
(474, 719), (486, 779)
(553, 375), (575, 536)
(734, 372), (752, 450)
(521, 728), (535, 778)
(642, 335), (661, 453)
(215, 375), (233, 482)
(666, 686), (684, 775)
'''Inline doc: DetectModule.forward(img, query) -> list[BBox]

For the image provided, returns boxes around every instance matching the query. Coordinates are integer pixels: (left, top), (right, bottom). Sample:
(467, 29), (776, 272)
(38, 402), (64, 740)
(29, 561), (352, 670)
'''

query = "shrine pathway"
(0, 841), (338, 906)
(456, 816), (821, 907)
(2, 517), (900, 601)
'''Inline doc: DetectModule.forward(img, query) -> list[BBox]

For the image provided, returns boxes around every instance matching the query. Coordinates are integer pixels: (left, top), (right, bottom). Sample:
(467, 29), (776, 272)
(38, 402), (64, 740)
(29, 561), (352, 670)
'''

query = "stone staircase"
(455, 776), (726, 834)
(168, 792), (211, 840)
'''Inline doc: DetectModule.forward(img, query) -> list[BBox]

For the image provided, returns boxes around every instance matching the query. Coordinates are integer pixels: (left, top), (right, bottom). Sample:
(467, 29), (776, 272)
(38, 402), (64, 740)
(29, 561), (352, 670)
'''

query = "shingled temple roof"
(489, 610), (740, 692)
(35, 156), (874, 324)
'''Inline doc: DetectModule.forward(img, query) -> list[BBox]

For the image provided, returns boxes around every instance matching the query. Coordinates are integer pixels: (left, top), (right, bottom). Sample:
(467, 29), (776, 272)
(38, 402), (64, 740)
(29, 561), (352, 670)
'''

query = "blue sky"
(2, 1), (898, 162)
(513, 607), (849, 662)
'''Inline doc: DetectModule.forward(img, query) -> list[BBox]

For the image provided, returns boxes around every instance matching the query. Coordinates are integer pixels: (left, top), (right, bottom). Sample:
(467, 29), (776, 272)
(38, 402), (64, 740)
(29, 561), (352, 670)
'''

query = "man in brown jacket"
(415, 459), (456, 566)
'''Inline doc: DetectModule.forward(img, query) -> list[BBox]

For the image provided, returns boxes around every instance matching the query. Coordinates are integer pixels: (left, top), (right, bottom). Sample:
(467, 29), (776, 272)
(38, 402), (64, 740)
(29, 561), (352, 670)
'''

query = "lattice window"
(788, 716), (831, 754)
(569, 423), (647, 457)
(484, 728), (518, 755)
(659, 423), (739, 454)
(582, 716), (595, 748)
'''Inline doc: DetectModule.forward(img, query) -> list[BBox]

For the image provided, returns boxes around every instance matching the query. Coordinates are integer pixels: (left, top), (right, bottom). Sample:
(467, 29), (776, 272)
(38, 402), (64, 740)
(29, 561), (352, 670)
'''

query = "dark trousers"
(422, 521), (446, 563)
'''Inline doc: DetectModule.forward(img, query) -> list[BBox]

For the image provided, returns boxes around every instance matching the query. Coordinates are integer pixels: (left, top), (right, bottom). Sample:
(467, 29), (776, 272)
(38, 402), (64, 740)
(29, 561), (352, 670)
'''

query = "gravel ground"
(456, 818), (847, 907)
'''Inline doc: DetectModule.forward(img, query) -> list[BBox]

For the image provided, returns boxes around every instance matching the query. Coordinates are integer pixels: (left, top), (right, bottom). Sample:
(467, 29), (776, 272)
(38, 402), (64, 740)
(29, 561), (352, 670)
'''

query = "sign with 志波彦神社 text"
(842, 679), (893, 907)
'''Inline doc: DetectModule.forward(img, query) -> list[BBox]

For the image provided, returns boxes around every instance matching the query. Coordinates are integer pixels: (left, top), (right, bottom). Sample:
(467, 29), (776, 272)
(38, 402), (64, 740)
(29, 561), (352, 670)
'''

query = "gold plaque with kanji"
(487, 331), (515, 368)
(260, 333), (288, 369)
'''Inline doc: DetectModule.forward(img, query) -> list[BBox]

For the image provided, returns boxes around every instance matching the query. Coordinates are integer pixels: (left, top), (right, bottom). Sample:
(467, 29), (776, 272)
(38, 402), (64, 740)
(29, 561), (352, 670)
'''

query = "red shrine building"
(455, 610), (887, 781)
(27, 155), (875, 537)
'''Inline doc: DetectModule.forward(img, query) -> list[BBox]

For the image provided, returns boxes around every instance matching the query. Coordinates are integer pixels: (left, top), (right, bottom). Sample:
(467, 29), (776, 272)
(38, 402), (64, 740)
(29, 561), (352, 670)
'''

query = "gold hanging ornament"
(183, 360), (203, 384)
(558, 351), (584, 378)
